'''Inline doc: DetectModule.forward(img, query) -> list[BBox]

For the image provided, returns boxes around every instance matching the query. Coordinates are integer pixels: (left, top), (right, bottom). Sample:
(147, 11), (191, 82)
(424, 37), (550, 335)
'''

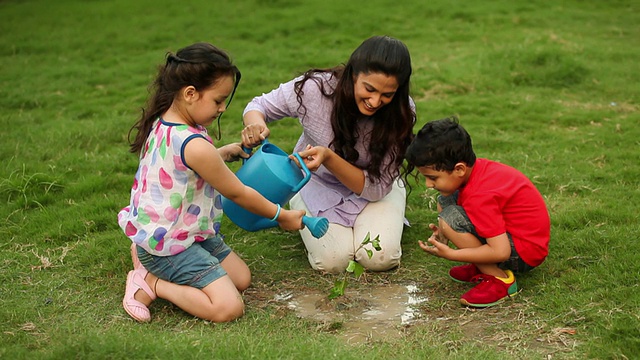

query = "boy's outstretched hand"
(418, 237), (449, 258)
(418, 223), (452, 258)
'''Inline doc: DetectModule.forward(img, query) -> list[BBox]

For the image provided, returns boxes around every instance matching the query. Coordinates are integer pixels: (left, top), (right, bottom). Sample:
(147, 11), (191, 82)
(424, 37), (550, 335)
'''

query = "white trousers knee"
(289, 180), (406, 274)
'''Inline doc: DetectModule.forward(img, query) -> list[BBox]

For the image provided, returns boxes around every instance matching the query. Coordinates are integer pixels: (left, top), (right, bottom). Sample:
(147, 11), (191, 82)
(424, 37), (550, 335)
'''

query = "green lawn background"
(1, 0), (639, 359)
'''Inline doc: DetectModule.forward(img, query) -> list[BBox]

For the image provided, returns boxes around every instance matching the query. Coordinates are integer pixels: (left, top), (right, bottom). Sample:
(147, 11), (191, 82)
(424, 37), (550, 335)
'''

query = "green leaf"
(365, 248), (373, 259)
(352, 262), (364, 278)
(329, 278), (347, 299)
(361, 231), (371, 245)
(372, 234), (382, 251)
(345, 260), (357, 273)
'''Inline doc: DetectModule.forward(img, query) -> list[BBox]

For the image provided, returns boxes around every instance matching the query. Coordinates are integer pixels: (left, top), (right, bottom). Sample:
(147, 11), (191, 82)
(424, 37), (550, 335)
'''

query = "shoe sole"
(449, 275), (476, 284)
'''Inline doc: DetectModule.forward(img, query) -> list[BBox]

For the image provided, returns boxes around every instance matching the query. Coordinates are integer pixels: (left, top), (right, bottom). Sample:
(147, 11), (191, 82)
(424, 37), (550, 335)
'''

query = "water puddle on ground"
(273, 284), (427, 344)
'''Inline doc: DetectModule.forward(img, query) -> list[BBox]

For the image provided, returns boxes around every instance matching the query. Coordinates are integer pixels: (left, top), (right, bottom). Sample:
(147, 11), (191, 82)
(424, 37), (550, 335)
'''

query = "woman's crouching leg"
(290, 193), (355, 274)
(353, 180), (406, 271)
(301, 222), (355, 274)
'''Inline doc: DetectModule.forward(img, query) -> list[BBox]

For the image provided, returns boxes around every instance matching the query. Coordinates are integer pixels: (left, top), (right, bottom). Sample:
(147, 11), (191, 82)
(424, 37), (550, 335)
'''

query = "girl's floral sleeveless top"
(118, 118), (223, 256)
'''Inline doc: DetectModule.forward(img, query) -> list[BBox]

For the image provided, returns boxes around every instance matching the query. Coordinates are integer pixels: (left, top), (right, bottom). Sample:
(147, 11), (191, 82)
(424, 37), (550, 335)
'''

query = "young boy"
(405, 117), (550, 308)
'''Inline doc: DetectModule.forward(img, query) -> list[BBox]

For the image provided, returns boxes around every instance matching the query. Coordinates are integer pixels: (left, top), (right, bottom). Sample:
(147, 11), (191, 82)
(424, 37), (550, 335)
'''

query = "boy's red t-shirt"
(457, 158), (550, 267)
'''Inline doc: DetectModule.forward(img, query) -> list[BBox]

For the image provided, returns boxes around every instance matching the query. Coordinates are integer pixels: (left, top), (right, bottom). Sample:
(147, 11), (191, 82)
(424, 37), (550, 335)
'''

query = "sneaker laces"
(469, 273), (513, 289)
(469, 274), (489, 283)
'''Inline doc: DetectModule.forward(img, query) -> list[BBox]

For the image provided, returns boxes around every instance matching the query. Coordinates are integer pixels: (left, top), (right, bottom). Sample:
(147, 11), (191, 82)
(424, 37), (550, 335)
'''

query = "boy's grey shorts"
(438, 192), (534, 273)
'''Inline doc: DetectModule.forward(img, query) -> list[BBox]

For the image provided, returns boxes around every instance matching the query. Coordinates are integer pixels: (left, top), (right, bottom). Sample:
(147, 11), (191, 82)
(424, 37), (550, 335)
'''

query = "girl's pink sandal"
(122, 268), (156, 322)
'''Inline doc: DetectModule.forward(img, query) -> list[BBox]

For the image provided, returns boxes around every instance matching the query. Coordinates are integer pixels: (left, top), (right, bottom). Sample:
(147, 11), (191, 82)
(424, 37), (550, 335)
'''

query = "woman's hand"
(293, 144), (328, 172)
(293, 144), (366, 195)
(218, 143), (251, 162)
(241, 123), (270, 148)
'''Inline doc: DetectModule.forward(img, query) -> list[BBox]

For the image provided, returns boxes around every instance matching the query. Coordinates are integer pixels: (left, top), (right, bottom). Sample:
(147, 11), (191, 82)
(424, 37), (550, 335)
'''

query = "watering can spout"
(302, 215), (329, 238)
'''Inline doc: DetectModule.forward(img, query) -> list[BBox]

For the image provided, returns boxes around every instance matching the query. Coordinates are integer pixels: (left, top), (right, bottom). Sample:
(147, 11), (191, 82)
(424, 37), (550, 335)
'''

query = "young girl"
(242, 36), (415, 273)
(118, 42), (304, 323)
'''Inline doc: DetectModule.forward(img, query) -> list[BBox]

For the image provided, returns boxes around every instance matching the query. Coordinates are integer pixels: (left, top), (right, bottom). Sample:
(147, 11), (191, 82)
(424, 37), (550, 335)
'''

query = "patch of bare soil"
(244, 282), (578, 357)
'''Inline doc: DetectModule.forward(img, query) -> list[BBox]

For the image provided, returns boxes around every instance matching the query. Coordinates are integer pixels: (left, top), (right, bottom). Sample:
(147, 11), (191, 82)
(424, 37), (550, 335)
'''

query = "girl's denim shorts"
(136, 234), (232, 289)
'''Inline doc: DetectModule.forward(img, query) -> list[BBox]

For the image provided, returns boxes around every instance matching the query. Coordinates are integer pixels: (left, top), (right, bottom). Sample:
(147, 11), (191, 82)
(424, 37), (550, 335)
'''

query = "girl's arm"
(217, 142), (250, 162)
(184, 137), (303, 230)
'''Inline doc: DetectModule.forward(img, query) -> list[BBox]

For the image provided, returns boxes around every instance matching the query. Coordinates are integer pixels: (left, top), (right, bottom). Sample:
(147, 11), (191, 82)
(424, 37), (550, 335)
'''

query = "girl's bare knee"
(235, 274), (251, 292)
(205, 300), (245, 323)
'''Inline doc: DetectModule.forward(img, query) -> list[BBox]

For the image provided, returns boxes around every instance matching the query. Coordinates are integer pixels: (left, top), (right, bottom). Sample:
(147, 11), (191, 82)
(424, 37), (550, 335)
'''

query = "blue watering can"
(221, 139), (329, 238)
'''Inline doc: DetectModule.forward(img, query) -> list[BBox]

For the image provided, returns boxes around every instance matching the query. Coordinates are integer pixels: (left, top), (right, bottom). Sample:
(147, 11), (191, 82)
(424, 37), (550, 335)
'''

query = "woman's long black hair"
(294, 35), (415, 184)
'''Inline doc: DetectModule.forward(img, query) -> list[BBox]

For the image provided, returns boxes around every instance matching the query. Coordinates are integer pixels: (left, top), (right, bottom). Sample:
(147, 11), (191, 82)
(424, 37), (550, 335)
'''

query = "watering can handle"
(291, 153), (312, 193)
(241, 138), (270, 164)
(241, 139), (311, 192)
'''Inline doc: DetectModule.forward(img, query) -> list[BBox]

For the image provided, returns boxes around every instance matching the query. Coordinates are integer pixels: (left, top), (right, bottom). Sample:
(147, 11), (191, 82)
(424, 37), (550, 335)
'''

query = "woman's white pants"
(289, 180), (406, 274)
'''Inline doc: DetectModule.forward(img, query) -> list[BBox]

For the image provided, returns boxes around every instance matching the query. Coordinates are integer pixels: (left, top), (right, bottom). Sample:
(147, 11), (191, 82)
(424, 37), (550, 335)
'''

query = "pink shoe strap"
(132, 269), (157, 301)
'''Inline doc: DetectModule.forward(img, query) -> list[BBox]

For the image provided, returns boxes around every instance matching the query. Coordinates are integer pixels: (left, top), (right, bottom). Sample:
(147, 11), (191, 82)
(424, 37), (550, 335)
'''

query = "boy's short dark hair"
(405, 116), (476, 171)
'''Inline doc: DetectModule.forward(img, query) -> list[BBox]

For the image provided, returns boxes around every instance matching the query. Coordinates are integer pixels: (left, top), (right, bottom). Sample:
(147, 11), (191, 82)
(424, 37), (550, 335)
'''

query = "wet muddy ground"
(244, 281), (577, 355)
(271, 283), (428, 344)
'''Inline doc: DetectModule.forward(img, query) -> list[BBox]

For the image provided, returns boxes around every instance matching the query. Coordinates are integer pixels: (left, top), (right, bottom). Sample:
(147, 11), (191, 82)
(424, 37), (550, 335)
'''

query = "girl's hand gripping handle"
(275, 207), (305, 231)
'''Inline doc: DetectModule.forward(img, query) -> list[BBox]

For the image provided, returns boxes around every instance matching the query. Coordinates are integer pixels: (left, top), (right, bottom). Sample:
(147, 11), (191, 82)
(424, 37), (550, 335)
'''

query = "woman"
(242, 35), (415, 273)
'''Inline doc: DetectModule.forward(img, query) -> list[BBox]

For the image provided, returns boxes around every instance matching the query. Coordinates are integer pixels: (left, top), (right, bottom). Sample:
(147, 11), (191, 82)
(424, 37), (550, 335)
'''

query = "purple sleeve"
(243, 77), (303, 122)
(359, 169), (395, 201)
(243, 75), (414, 220)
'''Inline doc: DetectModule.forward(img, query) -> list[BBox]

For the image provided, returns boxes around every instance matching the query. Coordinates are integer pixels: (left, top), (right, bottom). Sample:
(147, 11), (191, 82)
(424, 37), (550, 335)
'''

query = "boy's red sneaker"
(459, 270), (519, 308)
(449, 263), (482, 283)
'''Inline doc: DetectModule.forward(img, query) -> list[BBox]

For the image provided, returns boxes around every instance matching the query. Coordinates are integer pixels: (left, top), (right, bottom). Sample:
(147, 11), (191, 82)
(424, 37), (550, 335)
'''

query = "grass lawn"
(1, 0), (638, 359)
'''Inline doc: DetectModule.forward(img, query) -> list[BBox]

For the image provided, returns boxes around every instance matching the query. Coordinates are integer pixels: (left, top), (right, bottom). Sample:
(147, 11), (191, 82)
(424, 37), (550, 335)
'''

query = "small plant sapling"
(328, 232), (381, 299)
